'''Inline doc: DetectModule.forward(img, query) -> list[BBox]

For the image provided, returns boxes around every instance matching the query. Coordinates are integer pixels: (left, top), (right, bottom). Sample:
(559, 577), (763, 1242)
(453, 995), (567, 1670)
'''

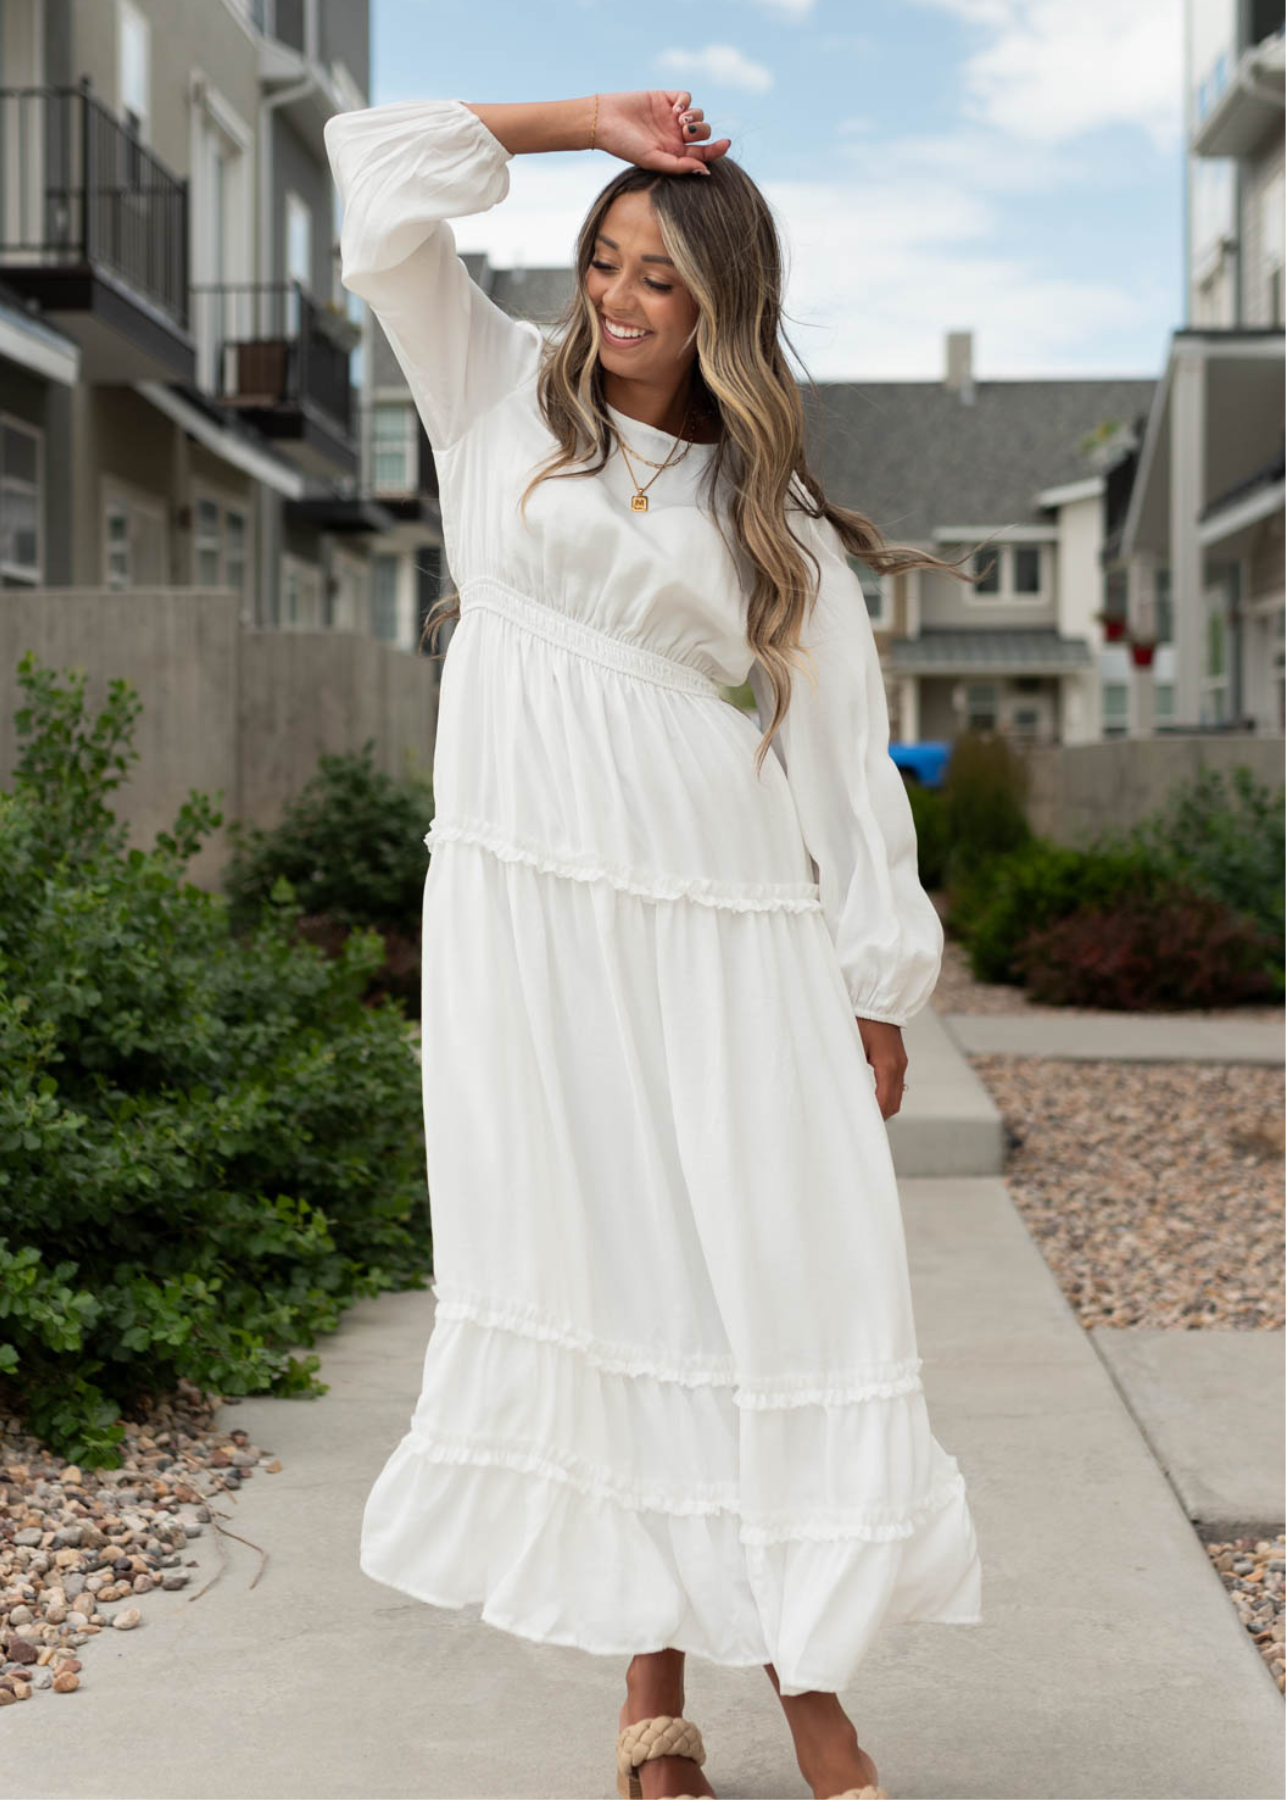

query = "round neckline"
(606, 401), (719, 454)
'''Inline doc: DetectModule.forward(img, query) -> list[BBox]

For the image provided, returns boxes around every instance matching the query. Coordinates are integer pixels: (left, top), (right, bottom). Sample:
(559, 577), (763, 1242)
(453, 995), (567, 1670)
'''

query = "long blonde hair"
(421, 154), (996, 773)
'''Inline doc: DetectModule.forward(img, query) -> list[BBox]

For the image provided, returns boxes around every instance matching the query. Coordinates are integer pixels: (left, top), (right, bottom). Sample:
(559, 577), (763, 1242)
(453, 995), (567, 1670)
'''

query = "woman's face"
(585, 190), (700, 390)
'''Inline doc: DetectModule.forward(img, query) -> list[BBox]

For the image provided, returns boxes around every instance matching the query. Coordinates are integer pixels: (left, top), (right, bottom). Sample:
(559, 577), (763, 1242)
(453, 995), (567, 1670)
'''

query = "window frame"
(960, 541), (1050, 607)
(371, 398), (419, 496)
(0, 412), (43, 587)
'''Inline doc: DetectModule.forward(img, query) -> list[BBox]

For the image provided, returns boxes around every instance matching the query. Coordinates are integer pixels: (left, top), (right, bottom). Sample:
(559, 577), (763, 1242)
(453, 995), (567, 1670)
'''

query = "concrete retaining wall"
(1021, 733), (1285, 846)
(0, 590), (440, 891)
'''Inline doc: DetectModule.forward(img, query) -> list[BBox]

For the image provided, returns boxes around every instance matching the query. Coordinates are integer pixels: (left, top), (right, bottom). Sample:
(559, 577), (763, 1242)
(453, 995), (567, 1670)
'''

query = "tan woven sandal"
(615, 1713), (708, 1799)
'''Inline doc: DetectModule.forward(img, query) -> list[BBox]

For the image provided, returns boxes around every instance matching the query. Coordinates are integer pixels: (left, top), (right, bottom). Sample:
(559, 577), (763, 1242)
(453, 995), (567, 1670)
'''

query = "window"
(0, 417), (41, 585)
(1102, 681), (1129, 735)
(964, 681), (997, 731)
(194, 498), (222, 585)
(281, 553), (322, 628)
(102, 485), (167, 588)
(225, 509), (247, 597)
(191, 495), (249, 594)
(373, 553), (400, 641)
(963, 540), (1046, 604)
(1013, 546), (1041, 595)
(1155, 682), (1174, 721)
(846, 554), (886, 625)
(104, 502), (130, 589)
(973, 548), (1000, 594)
(1155, 567), (1173, 643)
(117, 0), (151, 142)
(372, 402), (417, 493)
(286, 191), (312, 293)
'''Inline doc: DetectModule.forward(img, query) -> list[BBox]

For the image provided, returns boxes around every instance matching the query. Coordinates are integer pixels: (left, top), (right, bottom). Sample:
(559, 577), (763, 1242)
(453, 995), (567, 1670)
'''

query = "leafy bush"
(940, 730), (1031, 891)
(1015, 887), (1279, 1010)
(948, 837), (1162, 986)
(1104, 766), (1284, 992)
(223, 741), (433, 1014)
(906, 781), (950, 890)
(0, 655), (430, 1468)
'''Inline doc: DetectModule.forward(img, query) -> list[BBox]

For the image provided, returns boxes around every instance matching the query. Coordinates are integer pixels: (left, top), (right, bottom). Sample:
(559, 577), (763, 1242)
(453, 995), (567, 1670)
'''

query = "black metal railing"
(190, 282), (354, 439)
(0, 82), (189, 329)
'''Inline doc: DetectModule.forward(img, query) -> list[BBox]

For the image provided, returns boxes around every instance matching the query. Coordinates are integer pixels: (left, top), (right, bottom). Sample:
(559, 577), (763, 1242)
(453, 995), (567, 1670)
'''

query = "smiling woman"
(325, 87), (983, 1800)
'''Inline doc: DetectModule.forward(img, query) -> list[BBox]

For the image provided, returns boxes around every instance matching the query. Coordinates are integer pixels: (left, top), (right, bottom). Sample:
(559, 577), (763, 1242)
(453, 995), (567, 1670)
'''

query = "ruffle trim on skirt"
(424, 817), (826, 915)
(430, 1282), (924, 1407)
(400, 1425), (970, 1543)
(359, 1427), (983, 1692)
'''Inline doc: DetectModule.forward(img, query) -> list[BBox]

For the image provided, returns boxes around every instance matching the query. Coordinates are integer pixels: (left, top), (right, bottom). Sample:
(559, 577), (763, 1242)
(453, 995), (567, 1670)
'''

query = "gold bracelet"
(589, 91), (598, 152)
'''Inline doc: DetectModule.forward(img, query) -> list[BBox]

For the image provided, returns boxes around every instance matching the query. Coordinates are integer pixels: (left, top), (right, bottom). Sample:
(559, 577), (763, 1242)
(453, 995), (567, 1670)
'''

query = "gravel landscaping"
(0, 1385), (274, 1704)
(967, 1055), (1283, 1331)
(1205, 1533), (1286, 1695)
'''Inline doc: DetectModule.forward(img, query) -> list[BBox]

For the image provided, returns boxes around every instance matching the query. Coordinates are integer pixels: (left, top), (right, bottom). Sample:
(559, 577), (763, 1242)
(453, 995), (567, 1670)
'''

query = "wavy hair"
(421, 153), (998, 773)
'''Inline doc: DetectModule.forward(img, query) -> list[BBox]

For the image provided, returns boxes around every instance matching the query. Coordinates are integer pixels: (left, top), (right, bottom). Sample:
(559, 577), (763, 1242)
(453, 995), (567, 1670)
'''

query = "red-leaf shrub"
(1014, 887), (1278, 1010)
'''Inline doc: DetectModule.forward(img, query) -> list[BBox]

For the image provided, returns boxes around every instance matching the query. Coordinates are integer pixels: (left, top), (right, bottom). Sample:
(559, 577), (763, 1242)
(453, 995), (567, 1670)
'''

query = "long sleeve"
(324, 98), (542, 451)
(746, 514), (943, 1028)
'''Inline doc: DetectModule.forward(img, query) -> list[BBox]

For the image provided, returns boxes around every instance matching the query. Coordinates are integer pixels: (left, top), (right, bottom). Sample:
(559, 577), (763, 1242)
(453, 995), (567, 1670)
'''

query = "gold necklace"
(612, 397), (695, 512)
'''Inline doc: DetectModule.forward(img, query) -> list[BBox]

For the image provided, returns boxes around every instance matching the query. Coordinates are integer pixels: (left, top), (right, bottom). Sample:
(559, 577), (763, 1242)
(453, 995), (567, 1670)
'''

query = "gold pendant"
(631, 492), (649, 512)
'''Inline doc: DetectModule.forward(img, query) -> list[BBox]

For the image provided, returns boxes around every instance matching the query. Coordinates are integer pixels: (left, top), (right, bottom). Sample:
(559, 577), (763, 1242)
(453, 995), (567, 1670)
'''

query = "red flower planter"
(1129, 639), (1156, 668)
(1100, 616), (1127, 642)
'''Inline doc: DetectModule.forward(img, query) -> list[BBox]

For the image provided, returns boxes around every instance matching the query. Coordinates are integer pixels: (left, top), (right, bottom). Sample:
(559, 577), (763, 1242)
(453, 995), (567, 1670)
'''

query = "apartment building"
(1109, 0), (1285, 733)
(0, 0), (434, 638)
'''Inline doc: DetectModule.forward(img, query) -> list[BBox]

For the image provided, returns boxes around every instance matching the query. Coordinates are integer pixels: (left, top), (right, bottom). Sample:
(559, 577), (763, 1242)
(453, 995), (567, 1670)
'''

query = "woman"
(325, 89), (983, 1800)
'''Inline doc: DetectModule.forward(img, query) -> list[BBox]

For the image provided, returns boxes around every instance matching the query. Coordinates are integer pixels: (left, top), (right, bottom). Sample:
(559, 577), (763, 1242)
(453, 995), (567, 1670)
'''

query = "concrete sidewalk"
(942, 1010), (1284, 1066)
(1094, 1329), (1285, 1540)
(5, 1201), (1282, 1798)
(3, 1048), (1282, 1796)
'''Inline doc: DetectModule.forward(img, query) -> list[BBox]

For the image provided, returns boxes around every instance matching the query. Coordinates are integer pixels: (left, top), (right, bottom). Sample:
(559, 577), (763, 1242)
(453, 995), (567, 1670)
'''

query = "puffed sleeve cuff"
(325, 98), (514, 294)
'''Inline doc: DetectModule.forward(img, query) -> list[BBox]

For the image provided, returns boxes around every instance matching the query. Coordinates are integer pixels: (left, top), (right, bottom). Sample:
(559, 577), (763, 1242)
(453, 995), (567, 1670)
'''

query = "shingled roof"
(799, 377), (1157, 545)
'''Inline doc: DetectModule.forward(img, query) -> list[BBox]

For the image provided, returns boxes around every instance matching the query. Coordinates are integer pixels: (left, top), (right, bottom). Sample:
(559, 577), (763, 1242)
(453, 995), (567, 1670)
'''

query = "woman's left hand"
(856, 1018), (908, 1120)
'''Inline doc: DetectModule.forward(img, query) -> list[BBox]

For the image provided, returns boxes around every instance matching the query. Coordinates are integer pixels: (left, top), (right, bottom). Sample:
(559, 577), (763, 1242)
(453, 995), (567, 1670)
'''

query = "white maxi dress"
(325, 97), (982, 1698)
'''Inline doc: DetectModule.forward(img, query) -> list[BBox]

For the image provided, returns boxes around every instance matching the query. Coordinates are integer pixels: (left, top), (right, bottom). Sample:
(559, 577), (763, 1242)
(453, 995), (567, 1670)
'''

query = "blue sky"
(370, 0), (1183, 382)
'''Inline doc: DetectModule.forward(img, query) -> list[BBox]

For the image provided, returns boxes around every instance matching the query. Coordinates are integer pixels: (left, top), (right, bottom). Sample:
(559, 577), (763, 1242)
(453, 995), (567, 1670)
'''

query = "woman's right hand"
(594, 90), (732, 176)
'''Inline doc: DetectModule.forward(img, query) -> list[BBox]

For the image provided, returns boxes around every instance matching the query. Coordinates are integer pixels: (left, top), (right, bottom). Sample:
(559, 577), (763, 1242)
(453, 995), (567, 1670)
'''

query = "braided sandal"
(615, 1713), (708, 1799)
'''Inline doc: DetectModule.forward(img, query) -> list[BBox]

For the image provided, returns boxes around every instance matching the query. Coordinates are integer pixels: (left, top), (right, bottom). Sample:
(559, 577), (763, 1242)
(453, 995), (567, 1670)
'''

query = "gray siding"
(320, 0), (368, 100)
(273, 112), (334, 293)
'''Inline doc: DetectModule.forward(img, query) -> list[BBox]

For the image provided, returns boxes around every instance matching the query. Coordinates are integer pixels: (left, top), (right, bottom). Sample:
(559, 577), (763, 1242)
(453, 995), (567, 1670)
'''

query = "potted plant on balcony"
(1128, 634), (1157, 668)
(1094, 609), (1128, 643)
(315, 298), (363, 352)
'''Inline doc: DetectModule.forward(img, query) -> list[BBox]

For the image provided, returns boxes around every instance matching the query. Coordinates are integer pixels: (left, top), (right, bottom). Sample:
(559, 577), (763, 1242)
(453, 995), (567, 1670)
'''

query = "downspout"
(257, 60), (318, 623)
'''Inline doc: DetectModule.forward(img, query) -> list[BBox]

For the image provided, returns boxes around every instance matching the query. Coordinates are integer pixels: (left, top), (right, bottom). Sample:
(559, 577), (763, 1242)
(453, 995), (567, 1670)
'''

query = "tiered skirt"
(359, 576), (982, 1694)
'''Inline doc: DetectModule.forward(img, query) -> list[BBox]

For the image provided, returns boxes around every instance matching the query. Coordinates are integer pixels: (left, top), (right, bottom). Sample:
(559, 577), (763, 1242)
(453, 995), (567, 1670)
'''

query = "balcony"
(190, 282), (357, 477)
(1190, 28), (1285, 158)
(0, 83), (193, 382)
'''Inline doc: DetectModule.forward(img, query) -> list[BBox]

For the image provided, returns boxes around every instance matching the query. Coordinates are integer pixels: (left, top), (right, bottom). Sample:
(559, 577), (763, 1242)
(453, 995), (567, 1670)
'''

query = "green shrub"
(223, 739), (433, 933)
(1104, 766), (1284, 990)
(1015, 886), (1278, 1010)
(222, 740), (434, 1018)
(949, 836), (1162, 985)
(0, 654), (431, 1468)
(906, 781), (950, 890)
(940, 731), (1032, 892)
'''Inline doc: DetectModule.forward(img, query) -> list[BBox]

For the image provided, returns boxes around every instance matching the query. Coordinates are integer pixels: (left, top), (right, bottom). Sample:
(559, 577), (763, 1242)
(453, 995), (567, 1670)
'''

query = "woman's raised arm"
(324, 98), (546, 452)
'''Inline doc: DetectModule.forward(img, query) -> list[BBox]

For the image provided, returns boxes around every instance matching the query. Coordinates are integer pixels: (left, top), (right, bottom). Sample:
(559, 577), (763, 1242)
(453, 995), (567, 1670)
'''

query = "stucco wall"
(1021, 732), (1285, 846)
(0, 590), (439, 890)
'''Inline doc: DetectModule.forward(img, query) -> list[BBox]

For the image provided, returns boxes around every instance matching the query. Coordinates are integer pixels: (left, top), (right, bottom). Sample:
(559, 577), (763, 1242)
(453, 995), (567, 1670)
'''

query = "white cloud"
(654, 43), (775, 94)
(738, 0), (816, 16)
(906, 0), (1182, 151)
